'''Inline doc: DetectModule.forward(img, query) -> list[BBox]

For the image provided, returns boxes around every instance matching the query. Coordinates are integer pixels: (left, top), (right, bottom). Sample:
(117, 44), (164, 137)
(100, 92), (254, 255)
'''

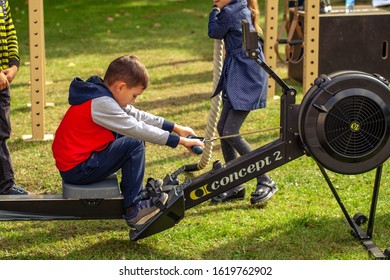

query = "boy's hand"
(0, 72), (9, 90)
(2, 65), (18, 85)
(179, 137), (205, 154)
(174, 124), (204, 154)
(173, 124), (196, 138)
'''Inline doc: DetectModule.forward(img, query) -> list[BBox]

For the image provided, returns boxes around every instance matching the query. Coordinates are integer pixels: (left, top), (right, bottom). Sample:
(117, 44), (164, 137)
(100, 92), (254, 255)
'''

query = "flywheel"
(298, 71), (390, 174)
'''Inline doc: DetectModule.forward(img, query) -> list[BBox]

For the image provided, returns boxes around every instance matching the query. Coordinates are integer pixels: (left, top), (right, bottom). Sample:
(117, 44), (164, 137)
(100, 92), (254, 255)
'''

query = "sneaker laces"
(136, 198), (153, 210)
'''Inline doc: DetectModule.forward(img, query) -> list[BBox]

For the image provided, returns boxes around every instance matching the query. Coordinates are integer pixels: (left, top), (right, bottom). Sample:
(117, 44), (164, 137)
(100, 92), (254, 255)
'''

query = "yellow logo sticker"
(350, 122), (360, 132)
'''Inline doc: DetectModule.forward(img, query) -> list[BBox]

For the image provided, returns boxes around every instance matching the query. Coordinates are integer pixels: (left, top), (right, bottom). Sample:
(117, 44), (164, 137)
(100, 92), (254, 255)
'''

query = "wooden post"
(23, 0), (52, 141)
(302, 0), (320, 93)
(264, 0), (279, 99)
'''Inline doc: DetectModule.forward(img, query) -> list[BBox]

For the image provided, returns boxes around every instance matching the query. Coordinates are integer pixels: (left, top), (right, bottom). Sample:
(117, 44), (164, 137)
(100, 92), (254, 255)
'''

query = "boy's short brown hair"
(104, 55), (149, 89)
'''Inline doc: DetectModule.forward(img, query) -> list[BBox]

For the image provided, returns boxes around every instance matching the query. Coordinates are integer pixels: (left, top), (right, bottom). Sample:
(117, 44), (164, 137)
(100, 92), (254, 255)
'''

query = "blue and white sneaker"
(123, 193), (168, 230)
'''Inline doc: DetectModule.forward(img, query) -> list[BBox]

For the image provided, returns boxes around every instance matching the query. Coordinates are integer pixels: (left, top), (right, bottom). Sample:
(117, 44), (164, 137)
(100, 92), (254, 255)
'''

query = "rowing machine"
(128, 20), (390, 259)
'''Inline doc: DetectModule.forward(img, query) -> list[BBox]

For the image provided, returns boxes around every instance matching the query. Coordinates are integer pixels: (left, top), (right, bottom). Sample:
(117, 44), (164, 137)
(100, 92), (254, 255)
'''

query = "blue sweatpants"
(60, 136), (145, 208)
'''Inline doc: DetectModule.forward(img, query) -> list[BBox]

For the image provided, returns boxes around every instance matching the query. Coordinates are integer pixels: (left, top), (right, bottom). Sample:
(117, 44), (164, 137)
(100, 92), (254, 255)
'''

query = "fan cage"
(324, 95), (386, 158)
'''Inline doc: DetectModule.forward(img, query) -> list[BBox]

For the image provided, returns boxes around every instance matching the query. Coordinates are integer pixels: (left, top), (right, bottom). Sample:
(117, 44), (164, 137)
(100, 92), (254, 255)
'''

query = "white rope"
(196, 39), (224, 170)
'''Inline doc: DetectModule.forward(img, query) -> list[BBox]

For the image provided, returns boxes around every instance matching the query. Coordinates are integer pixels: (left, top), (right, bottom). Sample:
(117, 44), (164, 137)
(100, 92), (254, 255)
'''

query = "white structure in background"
(372, 0), (390, 7)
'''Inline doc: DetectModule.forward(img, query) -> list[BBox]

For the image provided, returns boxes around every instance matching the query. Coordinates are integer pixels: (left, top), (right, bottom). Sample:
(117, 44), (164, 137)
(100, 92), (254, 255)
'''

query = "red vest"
(52, 100), (115, 171)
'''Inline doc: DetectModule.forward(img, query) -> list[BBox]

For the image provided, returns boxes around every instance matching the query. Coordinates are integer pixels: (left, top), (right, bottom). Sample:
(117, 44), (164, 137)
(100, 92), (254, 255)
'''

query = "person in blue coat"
(208, 0), (278, 204)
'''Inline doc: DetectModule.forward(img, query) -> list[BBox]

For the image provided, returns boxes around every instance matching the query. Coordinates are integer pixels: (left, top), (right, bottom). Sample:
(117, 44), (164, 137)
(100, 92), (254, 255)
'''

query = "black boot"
(210, 185), (246, 204)
(250, 174), (278, 205)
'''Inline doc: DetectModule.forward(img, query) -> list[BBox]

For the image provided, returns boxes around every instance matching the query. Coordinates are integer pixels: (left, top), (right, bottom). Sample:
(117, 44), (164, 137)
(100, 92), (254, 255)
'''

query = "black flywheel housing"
(298, 71), (390, 174)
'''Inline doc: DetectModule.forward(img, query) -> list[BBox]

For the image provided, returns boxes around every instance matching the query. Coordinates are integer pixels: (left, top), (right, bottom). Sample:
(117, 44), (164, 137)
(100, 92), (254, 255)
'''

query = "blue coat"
(208, 0), (268, 111)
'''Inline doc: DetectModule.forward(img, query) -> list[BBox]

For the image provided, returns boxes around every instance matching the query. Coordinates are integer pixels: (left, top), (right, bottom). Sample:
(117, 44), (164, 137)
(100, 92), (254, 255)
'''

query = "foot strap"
(152, 196), (167, 211)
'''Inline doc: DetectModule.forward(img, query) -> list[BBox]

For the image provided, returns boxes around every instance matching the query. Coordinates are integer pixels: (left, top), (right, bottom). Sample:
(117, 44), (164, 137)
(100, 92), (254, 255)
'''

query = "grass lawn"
(1, 0), (390, 260)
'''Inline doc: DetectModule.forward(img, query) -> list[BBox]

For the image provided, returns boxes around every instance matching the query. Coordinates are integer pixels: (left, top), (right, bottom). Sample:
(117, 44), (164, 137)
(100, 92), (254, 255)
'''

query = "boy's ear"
(118, 81), (127, 89)
(113, 81), (127, 93)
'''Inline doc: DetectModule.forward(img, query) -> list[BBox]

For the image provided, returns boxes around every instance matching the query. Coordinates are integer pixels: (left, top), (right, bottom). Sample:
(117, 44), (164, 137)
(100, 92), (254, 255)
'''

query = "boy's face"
(111, 81), (144, 107)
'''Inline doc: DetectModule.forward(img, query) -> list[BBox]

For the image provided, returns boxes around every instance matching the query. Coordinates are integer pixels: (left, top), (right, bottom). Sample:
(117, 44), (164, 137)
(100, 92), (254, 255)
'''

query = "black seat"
(62, 174), (121, 199)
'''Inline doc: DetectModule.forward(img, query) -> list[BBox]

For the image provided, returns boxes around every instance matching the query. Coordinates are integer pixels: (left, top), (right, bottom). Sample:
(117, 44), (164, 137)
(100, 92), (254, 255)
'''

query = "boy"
(0, 0), (27, 195)
(52, 55), (204, 228)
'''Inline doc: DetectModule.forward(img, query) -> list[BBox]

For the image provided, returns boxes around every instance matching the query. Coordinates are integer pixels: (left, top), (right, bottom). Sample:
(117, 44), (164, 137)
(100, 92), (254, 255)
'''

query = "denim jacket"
(208, 0), (268, 111)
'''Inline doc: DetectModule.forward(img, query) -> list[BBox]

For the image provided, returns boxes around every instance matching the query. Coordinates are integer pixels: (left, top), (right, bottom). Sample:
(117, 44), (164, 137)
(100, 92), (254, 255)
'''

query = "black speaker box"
(288, 6), (390, 83)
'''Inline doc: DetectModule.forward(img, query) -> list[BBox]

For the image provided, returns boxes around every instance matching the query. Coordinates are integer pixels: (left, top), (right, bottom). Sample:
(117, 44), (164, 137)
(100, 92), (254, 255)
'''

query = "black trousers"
(217, 99), (252, 162)
(0, 88), (14, 193)
(217, 99), (268, 185)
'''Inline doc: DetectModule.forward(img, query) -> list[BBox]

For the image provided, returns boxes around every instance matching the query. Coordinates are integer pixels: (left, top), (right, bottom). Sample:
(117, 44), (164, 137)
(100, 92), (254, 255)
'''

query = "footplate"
(129, 189), (185, 241)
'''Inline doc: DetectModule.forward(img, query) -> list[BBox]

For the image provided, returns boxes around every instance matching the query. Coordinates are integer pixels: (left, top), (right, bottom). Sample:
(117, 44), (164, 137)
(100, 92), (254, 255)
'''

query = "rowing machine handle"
(187, 136), (203, 155)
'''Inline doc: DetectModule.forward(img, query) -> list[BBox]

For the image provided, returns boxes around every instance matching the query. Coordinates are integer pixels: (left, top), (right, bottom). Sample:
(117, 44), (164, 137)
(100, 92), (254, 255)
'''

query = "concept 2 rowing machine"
(127, 20), (390, 258)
